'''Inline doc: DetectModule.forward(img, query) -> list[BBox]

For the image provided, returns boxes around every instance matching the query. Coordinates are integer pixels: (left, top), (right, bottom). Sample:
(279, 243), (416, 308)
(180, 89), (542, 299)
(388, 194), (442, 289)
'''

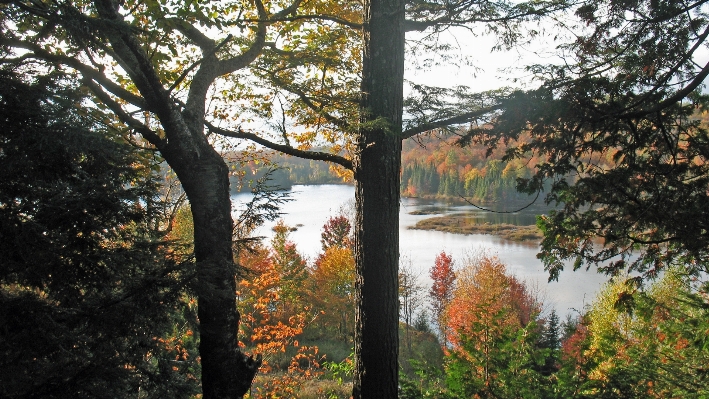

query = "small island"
(409, 214), (543, 243)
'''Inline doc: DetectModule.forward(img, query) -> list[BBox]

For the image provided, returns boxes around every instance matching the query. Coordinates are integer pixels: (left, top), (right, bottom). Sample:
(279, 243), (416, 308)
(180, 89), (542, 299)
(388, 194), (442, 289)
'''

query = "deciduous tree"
(236, 243), (323, 398)
(556, 273), (709, 398)
(311, 213), (355, 340)
(399, 259), (425, 352)
(320, 214), (353, 251)
(312, 245), (356, 340)
(444, 255), (547, 399)
(429, 250), (455, 345)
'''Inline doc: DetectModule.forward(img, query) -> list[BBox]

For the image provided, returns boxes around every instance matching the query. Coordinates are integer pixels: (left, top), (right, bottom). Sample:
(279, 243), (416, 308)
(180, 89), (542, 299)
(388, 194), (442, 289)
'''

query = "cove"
(232, 184), (609, 319)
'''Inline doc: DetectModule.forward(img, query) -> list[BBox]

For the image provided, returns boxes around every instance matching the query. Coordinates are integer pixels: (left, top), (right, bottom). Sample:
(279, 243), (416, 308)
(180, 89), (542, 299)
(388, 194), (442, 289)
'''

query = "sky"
(404, 24), (563, 94)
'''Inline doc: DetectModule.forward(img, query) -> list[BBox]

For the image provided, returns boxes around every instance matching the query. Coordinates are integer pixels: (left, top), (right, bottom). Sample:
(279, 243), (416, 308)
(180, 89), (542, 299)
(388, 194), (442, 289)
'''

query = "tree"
(349, 1), (405, 396)
(399, 258), (426, 353)
(413, 310), (432, 333)
(312, 215), (356, 340)
(444, 255), (548, 399)
(538, 309), (562, 376)
(2, 1), (565, 396)
(0, 70), (199, 398)
(235, 243), (323, 398)
(429, 250), (455, 345)
(320, 214), (353, 251)
(554, 272), (709, 399)
(270, 220), (309, 312)
(557, 314), (592, 398)
(462, 0), (709, 284)
(312, 245), (356, 340)
(1, 1), (350, 396)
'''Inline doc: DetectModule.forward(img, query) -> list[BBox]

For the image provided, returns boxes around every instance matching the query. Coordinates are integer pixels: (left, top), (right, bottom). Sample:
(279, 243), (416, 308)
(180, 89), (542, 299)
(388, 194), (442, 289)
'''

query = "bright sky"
(404, 26), (562, 93)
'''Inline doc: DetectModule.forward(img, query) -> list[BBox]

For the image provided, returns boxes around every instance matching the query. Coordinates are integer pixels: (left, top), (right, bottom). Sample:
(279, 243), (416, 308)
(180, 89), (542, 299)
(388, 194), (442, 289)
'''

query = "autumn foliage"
(312, 246), (356, 340)
(310, 215), (356, 340)
(236, 224), (322, 398)
(446, 256), (539, 352)
(554, 272), (709, 398)
(319, 215), (353, 251)
(172, 205), (709, 399)
(429, 251), (455, 342)
(437, 254), (553, 398)
(233, 216), (357, 397)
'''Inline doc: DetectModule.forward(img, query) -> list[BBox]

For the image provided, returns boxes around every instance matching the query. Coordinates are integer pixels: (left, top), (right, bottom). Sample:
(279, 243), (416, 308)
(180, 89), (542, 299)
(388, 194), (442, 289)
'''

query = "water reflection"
(403, 197), (550, 226)
(232, 184), (608, 318)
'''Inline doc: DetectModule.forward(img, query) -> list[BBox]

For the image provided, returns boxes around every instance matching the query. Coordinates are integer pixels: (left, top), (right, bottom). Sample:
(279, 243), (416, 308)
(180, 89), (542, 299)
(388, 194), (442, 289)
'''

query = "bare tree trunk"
(353, 0), (405, 397)
(162, 144), (260, 399)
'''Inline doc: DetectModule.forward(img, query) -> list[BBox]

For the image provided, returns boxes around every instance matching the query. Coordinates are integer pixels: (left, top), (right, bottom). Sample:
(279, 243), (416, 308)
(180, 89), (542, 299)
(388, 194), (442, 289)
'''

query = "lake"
(232, 184), (609, 319)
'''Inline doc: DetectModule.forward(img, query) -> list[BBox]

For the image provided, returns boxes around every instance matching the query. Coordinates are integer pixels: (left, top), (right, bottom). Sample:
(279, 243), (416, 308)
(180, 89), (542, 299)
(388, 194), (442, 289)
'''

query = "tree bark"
(353, 0), (405, 397)
(86, 3), (263, 396)
(161, 140), (260, 399)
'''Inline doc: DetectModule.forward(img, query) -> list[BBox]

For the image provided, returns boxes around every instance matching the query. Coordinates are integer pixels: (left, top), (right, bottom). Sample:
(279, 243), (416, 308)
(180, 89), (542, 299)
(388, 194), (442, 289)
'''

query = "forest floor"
(410, 214), (543, 243)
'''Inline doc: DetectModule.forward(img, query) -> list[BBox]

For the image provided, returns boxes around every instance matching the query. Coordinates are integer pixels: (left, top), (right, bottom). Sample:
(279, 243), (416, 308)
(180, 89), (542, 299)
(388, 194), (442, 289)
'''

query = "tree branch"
(0, 37), (149, 110)
(83, 79), (165, 148)
(167, 18), (217, 51)
(93, 0), (204, 150)
(271, 0), (305, 19)
(92, 0), (171, 114)
(205, 122), (353, 170)
(401, 105), (501, 140)
(259, 64), (352, 131)
(621, 59), (709, 118)
(403, 1), (560, 32)
(167, 34), (233, 94)
(215, 0), (269, 76)
(241, 14), (362, 29)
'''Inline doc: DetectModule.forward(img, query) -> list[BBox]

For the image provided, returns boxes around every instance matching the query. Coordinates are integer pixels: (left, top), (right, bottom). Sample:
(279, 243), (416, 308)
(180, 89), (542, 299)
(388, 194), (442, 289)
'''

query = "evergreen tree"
(465, 0), (709, 281)
(0, 70), (199, 399)
(270, 221), (309, 310)
(537, 310), (561, 376)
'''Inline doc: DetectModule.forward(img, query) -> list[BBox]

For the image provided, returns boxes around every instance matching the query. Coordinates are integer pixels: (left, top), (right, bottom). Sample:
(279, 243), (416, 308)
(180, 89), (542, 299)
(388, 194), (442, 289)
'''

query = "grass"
(249, 373), (352, 399)
(246, 325), (443, 398)
(407, 207), (447, 215)
(298, 379), (352, 399)
(409, 214), (543, 243)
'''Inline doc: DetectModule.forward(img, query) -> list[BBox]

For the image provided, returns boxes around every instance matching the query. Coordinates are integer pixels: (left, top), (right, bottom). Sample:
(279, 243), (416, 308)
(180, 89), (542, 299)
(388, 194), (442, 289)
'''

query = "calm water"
(232, 184), (608, 318)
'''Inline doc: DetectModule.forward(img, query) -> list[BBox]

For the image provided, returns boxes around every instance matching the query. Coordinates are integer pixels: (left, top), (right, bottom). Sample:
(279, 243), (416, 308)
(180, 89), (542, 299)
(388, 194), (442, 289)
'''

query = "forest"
(227, 152), (347, 193)
(3, 0), (709, 398)
(230, 135), (543, 203)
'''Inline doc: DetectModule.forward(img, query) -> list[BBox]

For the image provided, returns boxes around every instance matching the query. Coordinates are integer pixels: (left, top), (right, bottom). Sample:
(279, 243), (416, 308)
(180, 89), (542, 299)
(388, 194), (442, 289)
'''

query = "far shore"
(409, 214), (543, 243)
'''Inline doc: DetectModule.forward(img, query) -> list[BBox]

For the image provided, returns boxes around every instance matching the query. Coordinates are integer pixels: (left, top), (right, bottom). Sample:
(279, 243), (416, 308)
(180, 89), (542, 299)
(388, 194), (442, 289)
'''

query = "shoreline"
(408, 214), (543, 243)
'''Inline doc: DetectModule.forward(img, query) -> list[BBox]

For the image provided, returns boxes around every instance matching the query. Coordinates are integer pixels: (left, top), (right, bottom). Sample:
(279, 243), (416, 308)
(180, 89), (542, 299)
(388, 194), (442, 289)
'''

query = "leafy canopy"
(463, 0), (709, 282)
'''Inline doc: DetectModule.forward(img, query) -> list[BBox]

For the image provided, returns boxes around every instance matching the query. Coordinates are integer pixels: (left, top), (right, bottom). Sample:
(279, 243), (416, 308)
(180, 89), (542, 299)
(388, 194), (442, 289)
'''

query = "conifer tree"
(0, 70), (199, 399)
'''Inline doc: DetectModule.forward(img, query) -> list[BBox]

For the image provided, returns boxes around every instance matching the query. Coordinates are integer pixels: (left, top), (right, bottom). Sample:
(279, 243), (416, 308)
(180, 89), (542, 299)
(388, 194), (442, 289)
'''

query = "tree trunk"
(353, 0), (405, 397)
(162, 146), (260, 399)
